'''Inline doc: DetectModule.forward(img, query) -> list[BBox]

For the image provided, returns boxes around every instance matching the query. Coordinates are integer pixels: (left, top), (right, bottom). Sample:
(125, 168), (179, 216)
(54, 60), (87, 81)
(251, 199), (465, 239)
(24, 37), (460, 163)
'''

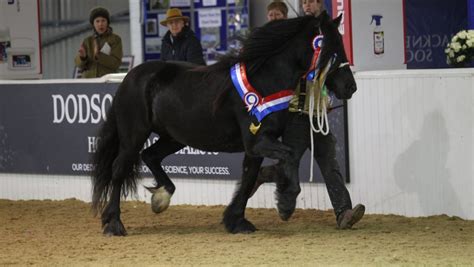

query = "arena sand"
(0, 199), (472, 266)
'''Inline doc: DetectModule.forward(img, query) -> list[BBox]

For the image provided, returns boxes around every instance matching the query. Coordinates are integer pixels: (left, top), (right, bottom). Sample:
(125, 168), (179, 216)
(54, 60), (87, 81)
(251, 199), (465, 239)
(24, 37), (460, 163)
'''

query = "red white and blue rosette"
(312, 35), (324, 51)
(230, 62), (293, 122)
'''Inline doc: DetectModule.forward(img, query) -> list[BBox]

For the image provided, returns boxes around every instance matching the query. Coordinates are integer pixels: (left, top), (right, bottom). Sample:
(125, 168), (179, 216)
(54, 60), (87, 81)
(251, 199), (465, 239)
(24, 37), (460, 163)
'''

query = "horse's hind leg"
(223, 154), (263, 233)
(102, 140), (147, 236)
(142, 137), (184, 214)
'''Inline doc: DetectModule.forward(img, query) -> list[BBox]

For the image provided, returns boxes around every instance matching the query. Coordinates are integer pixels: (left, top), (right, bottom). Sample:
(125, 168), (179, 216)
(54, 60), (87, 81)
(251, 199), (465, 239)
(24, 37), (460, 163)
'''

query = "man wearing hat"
(160, 8), (205, 65)
(75, 7), (123, 78)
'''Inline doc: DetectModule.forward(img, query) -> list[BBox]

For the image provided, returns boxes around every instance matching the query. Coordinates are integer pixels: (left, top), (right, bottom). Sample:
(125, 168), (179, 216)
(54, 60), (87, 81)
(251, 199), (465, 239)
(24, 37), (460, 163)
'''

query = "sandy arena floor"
(0, 199), (472, 266)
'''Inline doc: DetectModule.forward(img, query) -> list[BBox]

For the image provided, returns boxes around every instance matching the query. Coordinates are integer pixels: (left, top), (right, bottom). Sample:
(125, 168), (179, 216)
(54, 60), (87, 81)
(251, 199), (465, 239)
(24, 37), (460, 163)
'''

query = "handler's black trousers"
(260, 112), (353, 219)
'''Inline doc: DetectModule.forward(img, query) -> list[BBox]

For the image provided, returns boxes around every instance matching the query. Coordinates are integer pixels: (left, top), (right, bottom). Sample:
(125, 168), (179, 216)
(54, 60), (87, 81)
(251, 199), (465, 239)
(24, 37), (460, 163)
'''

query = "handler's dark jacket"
(160, 26), (206, 65)
(75, 29), (123, 78)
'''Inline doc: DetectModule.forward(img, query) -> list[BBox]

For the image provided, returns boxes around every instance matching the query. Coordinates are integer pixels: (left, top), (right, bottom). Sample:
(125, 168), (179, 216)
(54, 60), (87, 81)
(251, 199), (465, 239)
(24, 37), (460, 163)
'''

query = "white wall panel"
(1, 69), (473, 219)
(348, 69), (473, 219)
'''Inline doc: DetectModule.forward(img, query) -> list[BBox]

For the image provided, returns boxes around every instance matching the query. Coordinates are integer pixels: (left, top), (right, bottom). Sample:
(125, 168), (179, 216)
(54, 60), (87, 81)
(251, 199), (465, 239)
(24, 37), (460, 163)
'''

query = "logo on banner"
(52, 94), (113, 124)
(406, 34), (452, 64)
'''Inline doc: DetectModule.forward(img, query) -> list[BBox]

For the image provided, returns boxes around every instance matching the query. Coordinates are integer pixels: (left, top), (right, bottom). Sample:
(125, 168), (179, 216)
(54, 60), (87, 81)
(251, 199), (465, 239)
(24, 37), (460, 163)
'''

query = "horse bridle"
(305, 30), (351, 80)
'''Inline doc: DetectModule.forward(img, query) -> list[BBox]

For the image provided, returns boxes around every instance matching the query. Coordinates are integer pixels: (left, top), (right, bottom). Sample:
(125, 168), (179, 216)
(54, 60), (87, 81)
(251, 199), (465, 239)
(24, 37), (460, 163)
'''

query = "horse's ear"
(318, 10), (329, 19)
(333, 13), (343, 27)
(318, 10), (331, 27)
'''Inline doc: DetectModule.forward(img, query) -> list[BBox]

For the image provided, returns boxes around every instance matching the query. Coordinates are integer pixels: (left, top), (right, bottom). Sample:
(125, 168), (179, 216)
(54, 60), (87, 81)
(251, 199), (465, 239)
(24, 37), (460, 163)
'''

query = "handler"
(252, 0), (365, 229)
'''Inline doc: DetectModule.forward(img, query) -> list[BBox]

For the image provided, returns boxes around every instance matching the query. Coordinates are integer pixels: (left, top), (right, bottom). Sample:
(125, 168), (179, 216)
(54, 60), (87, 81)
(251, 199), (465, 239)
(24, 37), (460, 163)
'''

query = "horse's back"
(114, 60), (196, 110)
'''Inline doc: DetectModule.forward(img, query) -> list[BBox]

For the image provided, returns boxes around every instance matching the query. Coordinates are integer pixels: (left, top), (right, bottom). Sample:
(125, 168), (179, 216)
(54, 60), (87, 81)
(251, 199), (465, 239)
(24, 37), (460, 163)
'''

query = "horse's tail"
(90, 105), (138, 215)
(91, 107), (119, 214)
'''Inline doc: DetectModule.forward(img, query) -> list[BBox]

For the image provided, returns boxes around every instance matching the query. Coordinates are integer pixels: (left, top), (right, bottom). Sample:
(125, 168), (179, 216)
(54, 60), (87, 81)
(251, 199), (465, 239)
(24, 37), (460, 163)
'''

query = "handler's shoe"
(337, 204), (365, 229)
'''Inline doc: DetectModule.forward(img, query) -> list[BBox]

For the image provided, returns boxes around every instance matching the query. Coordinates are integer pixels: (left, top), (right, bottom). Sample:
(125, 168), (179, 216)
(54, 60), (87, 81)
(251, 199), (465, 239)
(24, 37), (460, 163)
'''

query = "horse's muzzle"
(343, 83), (357, 99)
(348, 83), (357, 95)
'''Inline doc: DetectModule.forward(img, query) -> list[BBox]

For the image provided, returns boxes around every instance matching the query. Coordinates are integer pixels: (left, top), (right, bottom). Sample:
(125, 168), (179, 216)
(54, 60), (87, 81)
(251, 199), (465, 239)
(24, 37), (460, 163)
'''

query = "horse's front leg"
(251, 135), (292, 161)
(275, 158), (301, 220)
(223, 155), (263, 234)
(251, 136), (301, 221)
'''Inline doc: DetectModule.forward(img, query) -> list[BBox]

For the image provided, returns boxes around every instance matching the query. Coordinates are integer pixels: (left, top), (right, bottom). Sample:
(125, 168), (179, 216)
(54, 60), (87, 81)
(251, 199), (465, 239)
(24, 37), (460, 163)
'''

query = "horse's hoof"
(277, 208), (294, 221)
(103, 220), (127, 236)
(149, 186), (172, 214)
(275, 187), (299, 221)
(276, 201), (296, 221)
(228, 218), (258, 234)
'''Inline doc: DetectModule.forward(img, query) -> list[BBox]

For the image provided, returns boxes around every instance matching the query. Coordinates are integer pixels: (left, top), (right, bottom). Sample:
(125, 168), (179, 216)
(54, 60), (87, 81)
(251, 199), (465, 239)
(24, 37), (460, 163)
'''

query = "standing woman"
(75, 7), (123, 78)
(160, 8), (206, 65)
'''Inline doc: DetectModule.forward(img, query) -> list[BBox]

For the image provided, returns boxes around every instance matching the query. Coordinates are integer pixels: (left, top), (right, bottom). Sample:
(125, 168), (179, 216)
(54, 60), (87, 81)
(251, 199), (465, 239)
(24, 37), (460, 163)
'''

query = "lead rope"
(307, 57), (333, 182)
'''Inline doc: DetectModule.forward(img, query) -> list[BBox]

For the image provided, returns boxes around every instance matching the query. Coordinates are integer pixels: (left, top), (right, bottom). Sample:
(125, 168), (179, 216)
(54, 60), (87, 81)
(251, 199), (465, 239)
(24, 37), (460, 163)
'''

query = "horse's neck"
(247, 56), (304, 96)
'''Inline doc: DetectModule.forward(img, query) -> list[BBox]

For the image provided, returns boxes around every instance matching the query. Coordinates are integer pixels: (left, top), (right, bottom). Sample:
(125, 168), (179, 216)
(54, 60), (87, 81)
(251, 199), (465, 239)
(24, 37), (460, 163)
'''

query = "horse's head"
(227, 14), (356, 100)
(295, 12), (356, 100)
(314, 11), (357, 99)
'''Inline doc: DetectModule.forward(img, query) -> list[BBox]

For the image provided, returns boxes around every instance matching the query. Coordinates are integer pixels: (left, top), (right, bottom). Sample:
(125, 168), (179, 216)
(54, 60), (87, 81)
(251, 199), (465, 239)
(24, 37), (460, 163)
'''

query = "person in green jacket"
(75, 7), (123, 78)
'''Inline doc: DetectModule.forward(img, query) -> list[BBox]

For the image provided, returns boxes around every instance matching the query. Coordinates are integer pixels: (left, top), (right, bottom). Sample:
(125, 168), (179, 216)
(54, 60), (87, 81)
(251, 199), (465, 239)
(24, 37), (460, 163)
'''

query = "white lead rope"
(307, 58), (347, 182)
(307, 64), (330, 182)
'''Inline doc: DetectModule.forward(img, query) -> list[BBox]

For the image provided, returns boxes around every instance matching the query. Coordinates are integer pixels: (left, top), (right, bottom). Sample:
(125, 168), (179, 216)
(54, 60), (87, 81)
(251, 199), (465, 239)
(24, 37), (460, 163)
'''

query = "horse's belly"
(167, 125), (244, 152)
(171, 131), (244, 153)
(152, 83), (245, 152)
(186, 137), (244, 153)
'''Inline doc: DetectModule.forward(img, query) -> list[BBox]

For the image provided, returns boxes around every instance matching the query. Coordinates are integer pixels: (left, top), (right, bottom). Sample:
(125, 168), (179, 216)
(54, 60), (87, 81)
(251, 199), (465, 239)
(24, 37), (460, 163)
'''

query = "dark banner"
(406, 0), (467, 69)
(0, 82), (349, 183)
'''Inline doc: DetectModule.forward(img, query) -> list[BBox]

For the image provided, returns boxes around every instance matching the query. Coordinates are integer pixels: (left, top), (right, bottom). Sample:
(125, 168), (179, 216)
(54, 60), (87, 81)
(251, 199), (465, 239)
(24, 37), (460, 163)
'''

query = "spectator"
(75, 7), (123, 78)
(302, 0), (324, 16)
(267, 1), (288, 21)
(160, 8), (206, 65)
(251, 0), (365, 230)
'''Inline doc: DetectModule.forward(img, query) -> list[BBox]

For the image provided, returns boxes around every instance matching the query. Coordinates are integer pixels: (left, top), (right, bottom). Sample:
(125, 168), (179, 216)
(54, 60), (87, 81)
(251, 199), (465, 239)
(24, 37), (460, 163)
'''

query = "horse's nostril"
(350, 84), (357, 93)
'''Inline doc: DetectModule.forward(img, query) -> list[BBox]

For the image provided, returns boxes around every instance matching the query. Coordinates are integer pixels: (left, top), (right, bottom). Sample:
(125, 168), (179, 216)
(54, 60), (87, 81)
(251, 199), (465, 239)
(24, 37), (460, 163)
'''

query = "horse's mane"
(205, 15), (318, 76)
(202, 16), (319, 114)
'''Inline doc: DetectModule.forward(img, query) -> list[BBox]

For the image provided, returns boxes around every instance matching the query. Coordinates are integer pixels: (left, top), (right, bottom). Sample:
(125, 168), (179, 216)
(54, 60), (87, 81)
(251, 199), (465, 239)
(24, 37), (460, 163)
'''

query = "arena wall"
(0, 69), (472, 220)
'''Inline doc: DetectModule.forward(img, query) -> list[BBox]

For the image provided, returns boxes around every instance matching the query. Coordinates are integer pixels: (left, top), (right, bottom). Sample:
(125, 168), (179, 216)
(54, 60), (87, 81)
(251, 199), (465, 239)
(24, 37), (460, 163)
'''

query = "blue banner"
(469, 0), (474, 29)
(406, 0), (467, 68)
(0, 82), (349, 183)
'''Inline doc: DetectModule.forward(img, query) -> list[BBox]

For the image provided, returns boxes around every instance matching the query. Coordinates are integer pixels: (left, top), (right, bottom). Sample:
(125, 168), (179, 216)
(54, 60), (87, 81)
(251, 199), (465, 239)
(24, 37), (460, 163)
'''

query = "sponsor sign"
(405, 0), (467, 68)
(0, 82), (349, 183)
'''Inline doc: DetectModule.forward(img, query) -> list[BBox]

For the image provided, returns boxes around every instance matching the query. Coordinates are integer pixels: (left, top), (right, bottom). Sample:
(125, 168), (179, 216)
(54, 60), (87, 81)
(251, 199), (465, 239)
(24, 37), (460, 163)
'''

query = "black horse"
(91, 12), (357, 236)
